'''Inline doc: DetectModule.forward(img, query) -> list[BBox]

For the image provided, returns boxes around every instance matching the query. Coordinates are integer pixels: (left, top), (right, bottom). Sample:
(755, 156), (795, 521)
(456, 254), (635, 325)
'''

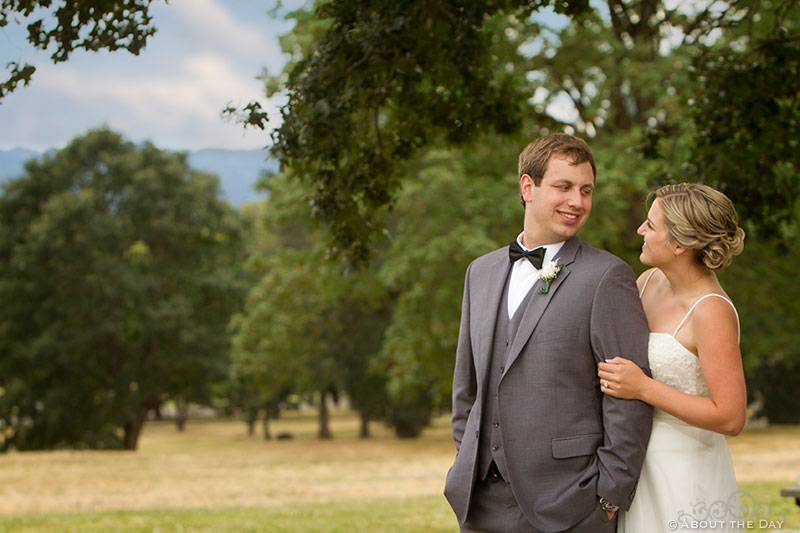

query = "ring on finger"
(603, 380), (609, 388)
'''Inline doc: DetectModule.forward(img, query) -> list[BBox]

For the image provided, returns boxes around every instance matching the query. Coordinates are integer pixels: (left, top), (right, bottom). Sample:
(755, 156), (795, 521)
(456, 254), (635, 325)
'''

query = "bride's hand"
(597, 357), (647, 400)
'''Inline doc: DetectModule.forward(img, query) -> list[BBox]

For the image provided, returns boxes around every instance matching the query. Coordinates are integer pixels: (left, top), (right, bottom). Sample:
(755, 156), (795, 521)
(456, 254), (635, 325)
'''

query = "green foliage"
(688, 28), (800, 239)
(0, 0), (158, 100)
(234, 0), (800, 436)
(256, 2), (649, 258)
(0, 128), (244, 450)
(749, 358), (800, 423)
(266, 0), (591, 262)
(579, 130), (664, 262)
(375, 143), (520, 432)
(229, 172), (392, 436)
(255, 0), (800, 262)
(230, 251), (336, 395)
(721, 236), (800, 423)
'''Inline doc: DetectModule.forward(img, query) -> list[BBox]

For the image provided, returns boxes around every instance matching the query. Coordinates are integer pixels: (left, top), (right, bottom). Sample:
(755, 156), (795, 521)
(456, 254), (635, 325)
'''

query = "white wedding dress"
(619, 275), (742, 533)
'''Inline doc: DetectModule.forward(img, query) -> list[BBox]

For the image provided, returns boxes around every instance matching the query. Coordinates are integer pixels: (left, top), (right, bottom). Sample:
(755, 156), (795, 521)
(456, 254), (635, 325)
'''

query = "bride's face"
(637, 199), (675, 266)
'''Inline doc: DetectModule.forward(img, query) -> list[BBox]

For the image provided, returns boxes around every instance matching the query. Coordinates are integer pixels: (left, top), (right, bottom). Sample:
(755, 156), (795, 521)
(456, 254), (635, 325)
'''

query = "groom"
(444, 134), (653, 532)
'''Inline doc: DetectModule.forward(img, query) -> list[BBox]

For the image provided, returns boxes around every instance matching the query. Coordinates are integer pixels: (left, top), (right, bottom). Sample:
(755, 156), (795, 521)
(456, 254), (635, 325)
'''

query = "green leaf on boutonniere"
(538, 261), (562, 295)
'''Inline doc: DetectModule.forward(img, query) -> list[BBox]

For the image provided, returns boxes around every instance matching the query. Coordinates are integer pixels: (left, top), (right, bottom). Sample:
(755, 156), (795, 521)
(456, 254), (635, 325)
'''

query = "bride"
(597, 183), (747, 533)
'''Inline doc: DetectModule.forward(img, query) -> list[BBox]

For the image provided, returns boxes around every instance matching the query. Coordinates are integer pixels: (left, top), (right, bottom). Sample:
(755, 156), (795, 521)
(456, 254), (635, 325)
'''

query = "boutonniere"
(538, 259), (563, 294)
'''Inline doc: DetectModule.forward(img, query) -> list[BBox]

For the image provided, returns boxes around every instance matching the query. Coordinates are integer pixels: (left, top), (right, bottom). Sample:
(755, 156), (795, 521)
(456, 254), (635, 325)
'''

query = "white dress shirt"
(507, 233), (565, 319)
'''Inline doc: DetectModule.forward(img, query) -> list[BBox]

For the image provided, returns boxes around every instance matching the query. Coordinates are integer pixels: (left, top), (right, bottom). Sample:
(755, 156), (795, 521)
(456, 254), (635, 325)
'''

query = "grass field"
(1, 410), (798, 532)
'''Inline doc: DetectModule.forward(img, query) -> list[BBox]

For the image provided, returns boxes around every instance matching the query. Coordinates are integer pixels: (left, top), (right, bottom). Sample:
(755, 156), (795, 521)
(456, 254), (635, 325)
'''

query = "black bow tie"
(509, 241), (545, 269)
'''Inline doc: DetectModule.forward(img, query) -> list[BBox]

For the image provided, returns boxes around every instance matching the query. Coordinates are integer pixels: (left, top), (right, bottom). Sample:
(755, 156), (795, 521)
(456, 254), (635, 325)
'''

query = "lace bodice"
(648, 333), (710, 398)
(639, 268), (740, 404)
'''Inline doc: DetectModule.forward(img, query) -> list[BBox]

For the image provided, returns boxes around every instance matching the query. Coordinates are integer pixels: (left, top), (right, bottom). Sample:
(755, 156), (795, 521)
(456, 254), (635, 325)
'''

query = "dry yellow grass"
(0, 410), (798, 517)
(728, 425), (800, 483)
(0, 410), (455, 515)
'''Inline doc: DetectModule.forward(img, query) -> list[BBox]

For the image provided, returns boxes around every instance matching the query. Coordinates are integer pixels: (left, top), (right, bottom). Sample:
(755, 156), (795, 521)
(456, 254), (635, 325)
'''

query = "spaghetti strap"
(639, 269), (658, 298)
(672, 294), (741, 343)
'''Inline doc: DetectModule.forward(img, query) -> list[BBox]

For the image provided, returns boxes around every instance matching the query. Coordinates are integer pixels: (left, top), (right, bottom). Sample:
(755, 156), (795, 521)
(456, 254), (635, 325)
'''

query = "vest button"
(499, 366), (504, 374)
(492, 444), (499, 451)
(475, 431), (479, 438)
(505, 339), (509, 347)
(493, 420), (499, 428)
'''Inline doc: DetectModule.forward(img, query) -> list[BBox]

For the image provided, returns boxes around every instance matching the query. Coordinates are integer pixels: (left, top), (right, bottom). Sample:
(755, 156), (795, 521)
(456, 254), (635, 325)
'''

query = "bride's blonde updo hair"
(651, 183), (745, 271)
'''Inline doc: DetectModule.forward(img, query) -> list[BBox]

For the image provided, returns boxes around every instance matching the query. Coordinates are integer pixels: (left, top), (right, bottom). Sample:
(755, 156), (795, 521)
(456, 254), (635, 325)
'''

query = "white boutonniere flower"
(538, 259), (563, 294)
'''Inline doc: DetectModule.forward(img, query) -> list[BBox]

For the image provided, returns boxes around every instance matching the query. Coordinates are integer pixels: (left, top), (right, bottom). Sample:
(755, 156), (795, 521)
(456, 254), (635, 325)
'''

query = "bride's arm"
(598, 299), (746, 436)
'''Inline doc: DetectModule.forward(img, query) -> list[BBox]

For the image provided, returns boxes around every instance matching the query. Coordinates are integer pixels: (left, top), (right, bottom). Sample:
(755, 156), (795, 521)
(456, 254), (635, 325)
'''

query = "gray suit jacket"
(444, 236), (652, 532)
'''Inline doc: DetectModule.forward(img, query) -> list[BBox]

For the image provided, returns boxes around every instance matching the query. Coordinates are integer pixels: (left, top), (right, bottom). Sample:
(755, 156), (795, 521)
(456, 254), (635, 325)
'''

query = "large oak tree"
(0, 128), (244, 450)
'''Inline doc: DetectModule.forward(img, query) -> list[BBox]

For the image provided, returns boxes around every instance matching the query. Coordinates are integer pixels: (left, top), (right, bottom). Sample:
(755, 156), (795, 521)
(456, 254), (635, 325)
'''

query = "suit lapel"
(504, 236), (582, 375)
(477, 250), (511, 385)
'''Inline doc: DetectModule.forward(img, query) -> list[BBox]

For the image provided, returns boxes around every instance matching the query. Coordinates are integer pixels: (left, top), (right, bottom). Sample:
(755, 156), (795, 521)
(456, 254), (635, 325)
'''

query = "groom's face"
(521, 154), (594, 246)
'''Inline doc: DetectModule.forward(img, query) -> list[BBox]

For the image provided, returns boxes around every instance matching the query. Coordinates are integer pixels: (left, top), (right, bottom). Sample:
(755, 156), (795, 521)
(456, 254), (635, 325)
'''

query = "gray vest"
(477, 269), (536, 480)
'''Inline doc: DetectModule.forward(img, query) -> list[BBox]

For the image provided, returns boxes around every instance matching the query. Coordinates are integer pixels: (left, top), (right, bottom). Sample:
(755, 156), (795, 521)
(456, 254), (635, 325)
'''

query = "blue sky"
(0, 1), (299, 151)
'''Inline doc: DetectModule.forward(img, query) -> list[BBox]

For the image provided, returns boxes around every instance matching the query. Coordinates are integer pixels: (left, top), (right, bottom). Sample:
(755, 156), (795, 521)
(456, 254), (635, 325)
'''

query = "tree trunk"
(175, 398), (188, 432)
(359, 412), (370, 439)
(246, 407), (258, 437)
(318, 389), (332, 440)
(123, 415), (146, 450)
(262, 408), (272, 440)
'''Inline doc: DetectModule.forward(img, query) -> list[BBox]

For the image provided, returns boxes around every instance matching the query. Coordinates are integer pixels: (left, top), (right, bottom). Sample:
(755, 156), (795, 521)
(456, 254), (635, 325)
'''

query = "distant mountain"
(0, 148), (277, 207)
(186, 148), (277, 206)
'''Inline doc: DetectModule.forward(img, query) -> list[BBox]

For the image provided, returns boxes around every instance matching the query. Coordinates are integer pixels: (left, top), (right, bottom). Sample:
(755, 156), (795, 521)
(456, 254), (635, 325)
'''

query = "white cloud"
(170, 0), (273, 57)
(29, 52), (276, 148)
(0, 1), (290, 150)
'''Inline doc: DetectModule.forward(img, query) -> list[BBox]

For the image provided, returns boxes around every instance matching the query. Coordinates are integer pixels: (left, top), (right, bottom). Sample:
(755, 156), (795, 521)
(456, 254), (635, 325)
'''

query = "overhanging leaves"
(0, 0), (158, 101)
(688, 29), (800, 237)
(269, 0), (591, 263)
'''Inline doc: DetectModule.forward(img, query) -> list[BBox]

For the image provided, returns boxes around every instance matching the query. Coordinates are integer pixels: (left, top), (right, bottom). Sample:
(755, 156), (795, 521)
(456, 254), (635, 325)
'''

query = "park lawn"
(0, 410), (798, 532)
(0, 498), (456, 533)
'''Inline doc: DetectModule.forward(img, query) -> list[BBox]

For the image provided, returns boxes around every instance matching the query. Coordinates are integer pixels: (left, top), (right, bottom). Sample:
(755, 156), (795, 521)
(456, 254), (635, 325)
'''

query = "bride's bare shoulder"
(636, 267), (660, 292)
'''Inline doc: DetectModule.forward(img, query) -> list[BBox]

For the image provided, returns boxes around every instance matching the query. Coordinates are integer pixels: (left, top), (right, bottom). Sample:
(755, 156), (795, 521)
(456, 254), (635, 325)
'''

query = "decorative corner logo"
(667, 490), (787, 530)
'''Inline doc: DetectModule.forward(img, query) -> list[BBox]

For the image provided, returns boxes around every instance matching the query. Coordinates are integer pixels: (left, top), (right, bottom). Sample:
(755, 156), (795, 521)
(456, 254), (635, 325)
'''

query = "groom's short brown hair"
(518, 133), (596, 188)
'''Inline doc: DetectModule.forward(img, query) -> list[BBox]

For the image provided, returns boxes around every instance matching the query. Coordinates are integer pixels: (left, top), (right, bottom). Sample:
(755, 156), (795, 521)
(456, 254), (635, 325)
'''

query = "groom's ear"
(520, 174), (535, 204)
